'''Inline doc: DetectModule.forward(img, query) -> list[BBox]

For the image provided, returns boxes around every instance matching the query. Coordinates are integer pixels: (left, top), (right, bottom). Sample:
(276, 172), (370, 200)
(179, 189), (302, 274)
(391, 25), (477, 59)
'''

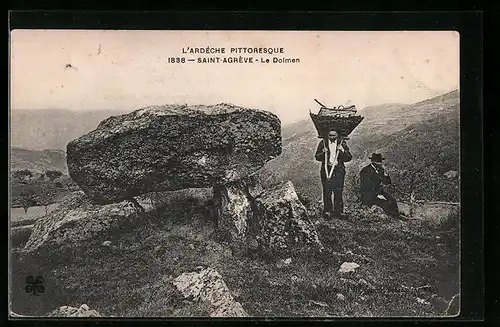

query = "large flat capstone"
(66, 103), (281, 204)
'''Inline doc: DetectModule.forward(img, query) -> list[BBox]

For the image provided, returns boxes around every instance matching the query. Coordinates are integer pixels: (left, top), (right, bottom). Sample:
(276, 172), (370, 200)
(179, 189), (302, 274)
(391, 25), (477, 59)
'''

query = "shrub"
(45, 170), (63, 181)
(12, 169), (33, 182)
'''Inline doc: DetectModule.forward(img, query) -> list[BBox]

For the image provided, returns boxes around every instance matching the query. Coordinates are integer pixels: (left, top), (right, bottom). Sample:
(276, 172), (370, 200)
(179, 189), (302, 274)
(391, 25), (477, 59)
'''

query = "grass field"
(10, 197), (459, 318)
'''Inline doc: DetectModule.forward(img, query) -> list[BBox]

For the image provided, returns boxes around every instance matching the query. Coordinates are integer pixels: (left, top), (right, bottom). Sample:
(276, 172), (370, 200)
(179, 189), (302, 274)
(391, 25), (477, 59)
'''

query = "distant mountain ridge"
(10, 108), (131, 150)
(258, 89), (460, 203)
(10, 90), (460, 203)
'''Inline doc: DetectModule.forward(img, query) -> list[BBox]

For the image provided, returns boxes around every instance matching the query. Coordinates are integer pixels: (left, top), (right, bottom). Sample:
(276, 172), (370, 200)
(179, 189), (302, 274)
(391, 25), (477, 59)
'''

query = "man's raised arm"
(315, 140), (325, 162)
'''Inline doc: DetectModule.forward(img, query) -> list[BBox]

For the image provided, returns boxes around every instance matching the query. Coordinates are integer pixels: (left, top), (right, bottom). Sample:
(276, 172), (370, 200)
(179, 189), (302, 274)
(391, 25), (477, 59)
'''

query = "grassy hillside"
(258, 90), (460, 203)
(377, 109), (460, 202)
(9, 91), (460, 318)
(11, 195), (459, 317)
(10, 147), (79, 209)
(10, 109), (130, 150)
(11, 147), (67, 174)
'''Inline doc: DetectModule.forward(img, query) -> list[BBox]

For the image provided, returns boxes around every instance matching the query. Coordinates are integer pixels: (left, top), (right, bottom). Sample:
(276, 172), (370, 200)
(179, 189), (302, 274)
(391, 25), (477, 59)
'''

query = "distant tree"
(12, 169), (33, 182)
(45, 170), (63, 182)
(19, 189), (38, 215)
(391, 162), (427, 203)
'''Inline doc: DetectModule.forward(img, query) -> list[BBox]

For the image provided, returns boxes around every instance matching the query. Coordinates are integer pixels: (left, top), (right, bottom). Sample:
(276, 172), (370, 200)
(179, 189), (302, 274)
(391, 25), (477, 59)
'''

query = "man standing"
(359, 153), (400, 218)
(315, 130), (352, 219)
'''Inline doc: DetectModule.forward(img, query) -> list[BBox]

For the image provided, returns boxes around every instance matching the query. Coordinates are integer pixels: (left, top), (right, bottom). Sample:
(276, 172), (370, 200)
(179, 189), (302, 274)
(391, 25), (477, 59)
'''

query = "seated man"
(359, 153), (401, 219)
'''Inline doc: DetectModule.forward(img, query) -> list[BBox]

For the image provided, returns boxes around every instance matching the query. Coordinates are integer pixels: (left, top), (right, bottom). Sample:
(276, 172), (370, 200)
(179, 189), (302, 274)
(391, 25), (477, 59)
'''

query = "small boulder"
(48, 304), (101, 317)
(172, 267), (248, 317)
(398, 202), (413, 217)
(416, 297), (430, 305)
(443, 170), (458, 179)
(338, 262), (360, 274)
(369, 205), (390, 220)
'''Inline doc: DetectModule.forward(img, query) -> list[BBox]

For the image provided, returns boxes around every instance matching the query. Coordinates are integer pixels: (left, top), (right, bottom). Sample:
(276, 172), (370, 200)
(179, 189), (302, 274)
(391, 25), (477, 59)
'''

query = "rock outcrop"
(172, 267), (248, 317)
(23, 191), (155, 253)
(213, 174), (263, 242)
(67, 103), (281, 204)
(48, 304), (101, 317)
(253, 181), (323, 254)
(214, 179), (323, 255)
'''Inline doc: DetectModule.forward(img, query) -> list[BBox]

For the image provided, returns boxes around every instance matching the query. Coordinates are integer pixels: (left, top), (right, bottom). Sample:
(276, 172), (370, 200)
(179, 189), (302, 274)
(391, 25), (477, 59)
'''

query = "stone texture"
(443, 170), (458, 179)
(23, 191), (155, 253)
(66, 103), (281, 204)
(48, 304), (101, 317)
(213, 174), (263, 242)
(253, 181), (323, 255)
(338, 262), (360, 274)
(368, 205), (390, 220)
(213, 179), (323, 255)
(398, 202), (413, 217)
(172, 267), (248, 317)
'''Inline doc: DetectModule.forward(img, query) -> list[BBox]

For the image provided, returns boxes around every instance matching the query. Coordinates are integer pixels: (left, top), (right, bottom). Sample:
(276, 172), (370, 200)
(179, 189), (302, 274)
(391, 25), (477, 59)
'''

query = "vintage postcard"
(9, 30), (460, 318)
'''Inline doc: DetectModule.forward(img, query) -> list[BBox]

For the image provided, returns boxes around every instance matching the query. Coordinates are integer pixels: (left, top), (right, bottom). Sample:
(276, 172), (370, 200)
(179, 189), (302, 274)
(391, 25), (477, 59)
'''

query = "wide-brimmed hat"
(369, 153), (385, 162)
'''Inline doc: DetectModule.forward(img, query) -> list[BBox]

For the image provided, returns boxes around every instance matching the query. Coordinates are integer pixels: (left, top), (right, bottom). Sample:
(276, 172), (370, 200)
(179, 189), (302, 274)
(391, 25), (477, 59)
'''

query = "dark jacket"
(315, 139), (352, 190)
(359, 164), (392, 203)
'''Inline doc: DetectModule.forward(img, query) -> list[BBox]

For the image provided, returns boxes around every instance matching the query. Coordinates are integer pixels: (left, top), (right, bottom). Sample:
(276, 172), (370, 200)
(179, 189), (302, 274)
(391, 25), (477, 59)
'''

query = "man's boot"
(323, 211), (332, 220)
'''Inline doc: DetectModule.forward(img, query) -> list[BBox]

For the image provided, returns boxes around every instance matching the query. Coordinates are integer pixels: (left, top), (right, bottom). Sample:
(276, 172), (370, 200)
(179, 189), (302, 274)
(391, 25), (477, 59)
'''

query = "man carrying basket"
(315, 130), (352, 219)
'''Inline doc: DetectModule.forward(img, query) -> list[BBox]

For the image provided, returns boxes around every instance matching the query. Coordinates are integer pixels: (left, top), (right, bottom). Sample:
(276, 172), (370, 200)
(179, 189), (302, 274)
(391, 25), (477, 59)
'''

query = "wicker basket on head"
(309, 102), (364, 138)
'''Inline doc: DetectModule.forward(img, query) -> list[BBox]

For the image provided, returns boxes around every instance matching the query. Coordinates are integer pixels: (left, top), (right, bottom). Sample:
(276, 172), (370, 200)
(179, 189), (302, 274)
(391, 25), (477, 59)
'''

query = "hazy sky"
(10, 30), (459, 124)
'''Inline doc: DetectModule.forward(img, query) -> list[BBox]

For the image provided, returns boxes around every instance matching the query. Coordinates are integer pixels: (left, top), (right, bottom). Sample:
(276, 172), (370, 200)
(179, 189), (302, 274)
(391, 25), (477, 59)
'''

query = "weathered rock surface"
(253, 181), (323, 254)
(368, 205), (390, 220)
(213, 178), (323, 255)
(338, 262), (360, 274)
(67, 103), (281, 204)
(213, 174), (263, 242)
(48, 304), (101, 317)
(443, 170), (458, 179)
(23, 191), (155, 253)
(172, 267), (248, 317)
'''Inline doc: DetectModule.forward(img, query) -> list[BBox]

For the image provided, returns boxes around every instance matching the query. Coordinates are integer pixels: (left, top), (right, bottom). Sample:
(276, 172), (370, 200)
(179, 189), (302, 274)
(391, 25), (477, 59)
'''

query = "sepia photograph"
(9, 29), (460, 318)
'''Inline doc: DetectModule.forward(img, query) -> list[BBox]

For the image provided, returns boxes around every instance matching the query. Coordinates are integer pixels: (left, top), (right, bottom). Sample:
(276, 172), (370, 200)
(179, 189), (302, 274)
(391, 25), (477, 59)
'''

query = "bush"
(45, 170), (63, 181)
(12, 169), (33, 182)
